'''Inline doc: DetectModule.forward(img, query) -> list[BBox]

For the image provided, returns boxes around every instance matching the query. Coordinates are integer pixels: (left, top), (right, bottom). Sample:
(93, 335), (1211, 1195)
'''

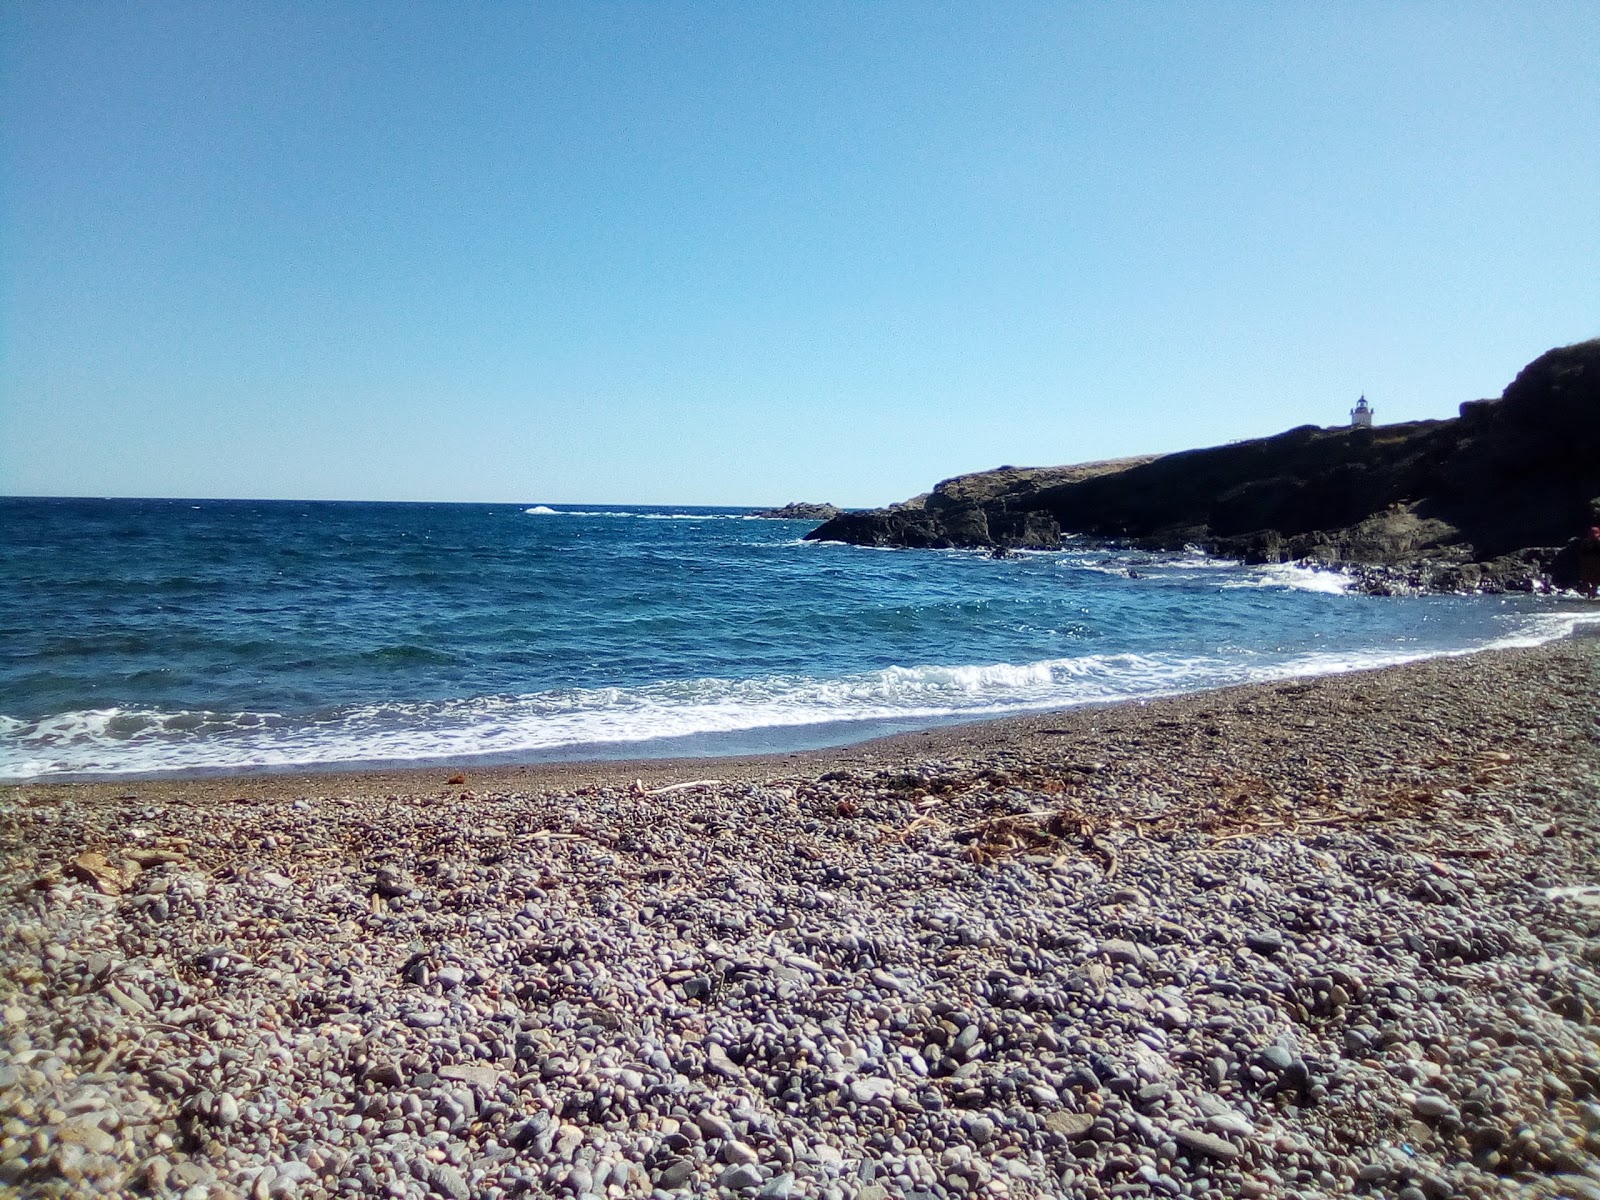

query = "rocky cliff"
(806, 338), (1600, 591)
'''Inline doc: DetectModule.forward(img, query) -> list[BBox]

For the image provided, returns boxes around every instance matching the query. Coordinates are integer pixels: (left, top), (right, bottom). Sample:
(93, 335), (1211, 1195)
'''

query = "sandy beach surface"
(3, 634), (1599, 1200)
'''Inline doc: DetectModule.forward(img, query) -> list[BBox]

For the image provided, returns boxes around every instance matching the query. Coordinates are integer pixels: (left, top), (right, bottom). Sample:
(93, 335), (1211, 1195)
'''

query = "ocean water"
(0, 496), (1591, 781)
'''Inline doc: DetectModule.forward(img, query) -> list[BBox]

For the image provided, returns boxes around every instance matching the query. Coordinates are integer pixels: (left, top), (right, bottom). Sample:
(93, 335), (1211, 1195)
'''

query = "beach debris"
(123, 846), (186, 867)
(67, 850), (140, 895)
(644, 779), (721, 796)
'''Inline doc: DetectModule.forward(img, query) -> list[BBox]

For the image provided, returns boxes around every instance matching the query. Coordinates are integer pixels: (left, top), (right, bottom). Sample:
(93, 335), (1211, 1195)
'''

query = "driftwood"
(638, 779), (722, 796)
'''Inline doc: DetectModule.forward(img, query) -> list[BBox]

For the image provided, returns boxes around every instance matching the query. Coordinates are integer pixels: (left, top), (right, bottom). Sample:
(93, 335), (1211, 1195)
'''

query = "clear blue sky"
(2, 2), (1596, 506)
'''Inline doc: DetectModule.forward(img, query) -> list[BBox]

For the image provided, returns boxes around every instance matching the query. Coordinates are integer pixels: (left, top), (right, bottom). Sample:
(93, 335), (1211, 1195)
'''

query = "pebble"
(655, 1159), (697, 1190)
(1042, 1111), (1095, 1139)
(1173, 1128), (1243, 1161)
(1244, 928), (1284, 955)
(1413, 1093), (1457, 1120)
(718, 1163), (764, 1191)
(428, 1163), (470, 1200)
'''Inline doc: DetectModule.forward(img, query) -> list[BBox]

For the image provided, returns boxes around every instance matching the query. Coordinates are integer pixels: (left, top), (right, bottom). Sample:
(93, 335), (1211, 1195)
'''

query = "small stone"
(438, 1064), (501, 1091)
(706, 1043), (739, 1078)
(656, 1159), (696, 1190)
(849, 1078), (894, 1105)
(1042, 1111), (1095, 1139)
(1413, 1093), (1456, 1120)
(963, 1115), (996, 1145)
(1260, 1045), (1294, 1072)
(1203, 1111), (1254, 1138)
(719, 1163), (764, 1191)
(428, 1163), (470, 1200)
(373, 865), (413, 898)
(271, 1162), (315, 1197)
(58, 1120), (115, 1154)
(1244, 929), (1284, 955)
(696, 1113), (735, 1141)
(1173, 1128), (1242, 1160)
(1100, 939), (1142, 965)
(143, 1158), (172, 1192)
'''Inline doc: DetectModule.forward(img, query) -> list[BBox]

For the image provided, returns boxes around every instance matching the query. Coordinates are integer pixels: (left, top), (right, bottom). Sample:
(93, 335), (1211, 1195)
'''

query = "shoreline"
(3, 634), (1599, 1197)
(6, 620), (1596, 806)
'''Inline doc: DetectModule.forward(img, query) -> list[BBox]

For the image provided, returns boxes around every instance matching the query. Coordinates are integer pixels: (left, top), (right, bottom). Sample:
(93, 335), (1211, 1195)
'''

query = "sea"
(1, 496), (1593, 782)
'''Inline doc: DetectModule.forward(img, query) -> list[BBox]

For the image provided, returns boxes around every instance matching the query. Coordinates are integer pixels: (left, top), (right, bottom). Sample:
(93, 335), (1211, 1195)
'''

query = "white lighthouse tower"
(1350, 395), (1373, 428)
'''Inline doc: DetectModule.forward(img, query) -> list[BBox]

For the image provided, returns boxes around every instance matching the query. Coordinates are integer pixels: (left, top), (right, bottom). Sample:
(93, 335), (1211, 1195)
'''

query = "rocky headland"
(753, 504), (843, 522)
(806, 339), (1600, 594)
(3, 634), (1600, 1199)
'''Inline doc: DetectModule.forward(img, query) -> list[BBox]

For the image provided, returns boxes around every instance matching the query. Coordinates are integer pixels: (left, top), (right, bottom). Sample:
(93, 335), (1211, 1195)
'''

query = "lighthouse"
(1350, 395), (1373, 428)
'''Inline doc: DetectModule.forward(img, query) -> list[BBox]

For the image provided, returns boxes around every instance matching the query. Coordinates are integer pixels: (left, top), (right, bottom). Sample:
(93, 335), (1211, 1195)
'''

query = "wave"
(1219, 563), (1355, 594)
(4, 608), (1594, 779)
(523, 507), (757, 520)
(1055, 551), (1354, 593)
(0, 652), (1206, 778)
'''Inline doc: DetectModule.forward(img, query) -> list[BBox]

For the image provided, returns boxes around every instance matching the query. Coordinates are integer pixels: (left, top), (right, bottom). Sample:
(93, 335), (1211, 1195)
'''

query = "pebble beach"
(3, 634), (1600, 1200)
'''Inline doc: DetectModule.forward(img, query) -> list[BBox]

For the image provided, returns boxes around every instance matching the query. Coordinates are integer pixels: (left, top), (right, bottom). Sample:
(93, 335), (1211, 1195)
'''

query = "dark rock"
(1259, 1045), (1294, 1072)
(750, 502), (842, 521)
(1244, 929), (1284, 955)
(508, 1112), (553, 1154)
(655, 1158), (697, 1190)
(373, 864), (413, 898)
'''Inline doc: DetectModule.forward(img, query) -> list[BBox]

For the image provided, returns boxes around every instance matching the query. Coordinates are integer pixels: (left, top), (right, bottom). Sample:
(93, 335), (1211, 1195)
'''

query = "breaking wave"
(4, 612), (1593, 780)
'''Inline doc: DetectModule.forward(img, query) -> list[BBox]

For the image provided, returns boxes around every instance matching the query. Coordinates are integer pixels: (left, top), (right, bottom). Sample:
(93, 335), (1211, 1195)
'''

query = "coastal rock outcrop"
(750, 501), (842, 520)
(807, 338), (1600, 590)
(814, 459), (1156, 550)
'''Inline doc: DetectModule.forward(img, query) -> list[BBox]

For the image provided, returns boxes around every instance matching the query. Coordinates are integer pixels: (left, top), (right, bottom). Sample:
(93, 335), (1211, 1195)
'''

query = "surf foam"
(4, 608), (1592, 780)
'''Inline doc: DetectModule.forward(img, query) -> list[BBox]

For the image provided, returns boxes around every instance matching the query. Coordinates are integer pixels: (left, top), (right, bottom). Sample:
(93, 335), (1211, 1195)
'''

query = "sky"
(2, 3), (1596, 507)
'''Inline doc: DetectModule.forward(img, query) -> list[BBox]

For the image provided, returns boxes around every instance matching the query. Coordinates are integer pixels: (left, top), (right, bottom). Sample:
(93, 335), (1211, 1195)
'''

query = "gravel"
(2, 633), (1600, 1199)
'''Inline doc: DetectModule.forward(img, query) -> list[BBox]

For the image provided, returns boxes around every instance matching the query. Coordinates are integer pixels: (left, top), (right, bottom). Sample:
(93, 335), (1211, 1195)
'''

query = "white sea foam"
(5, 605), (1592, 780)
(1221, 563), (1356, 594)
(523, 507), (756, 520)
(1053, 549), (1355, 594)
(0, 653), (1215, 777)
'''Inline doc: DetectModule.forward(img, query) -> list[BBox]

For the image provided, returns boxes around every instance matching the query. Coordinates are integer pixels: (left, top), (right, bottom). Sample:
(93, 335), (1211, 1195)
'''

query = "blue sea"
(0, 497), (1591, 781)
